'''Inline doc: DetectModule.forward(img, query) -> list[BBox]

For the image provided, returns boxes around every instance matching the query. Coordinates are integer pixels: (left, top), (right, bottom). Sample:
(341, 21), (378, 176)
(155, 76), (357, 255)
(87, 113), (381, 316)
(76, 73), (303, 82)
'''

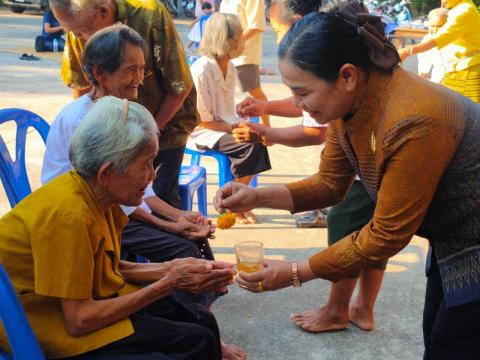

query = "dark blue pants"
(61, 297), (221, 360)
(153, 145), (185, 209)
(121, 218), (217, 307)
(423, 254), (480, 359)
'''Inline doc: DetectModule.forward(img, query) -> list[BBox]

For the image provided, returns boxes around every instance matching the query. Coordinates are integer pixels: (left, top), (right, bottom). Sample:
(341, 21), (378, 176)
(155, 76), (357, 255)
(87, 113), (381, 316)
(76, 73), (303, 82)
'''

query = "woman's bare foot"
(290, 306), (349, 333)
(349, 303), (375, 331)
(221, 341), (247, 360)
(235, 211), (257, 224)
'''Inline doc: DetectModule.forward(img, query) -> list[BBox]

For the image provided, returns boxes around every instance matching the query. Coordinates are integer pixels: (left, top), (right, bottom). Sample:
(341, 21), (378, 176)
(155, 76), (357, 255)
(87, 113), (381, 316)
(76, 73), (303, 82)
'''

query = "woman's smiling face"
(278, 59), (361, 125)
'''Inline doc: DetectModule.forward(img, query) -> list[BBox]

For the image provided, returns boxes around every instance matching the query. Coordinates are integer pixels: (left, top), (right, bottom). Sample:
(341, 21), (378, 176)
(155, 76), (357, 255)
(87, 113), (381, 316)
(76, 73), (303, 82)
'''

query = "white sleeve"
(192, 64), (215, 122)
(41, 114), (74, 184)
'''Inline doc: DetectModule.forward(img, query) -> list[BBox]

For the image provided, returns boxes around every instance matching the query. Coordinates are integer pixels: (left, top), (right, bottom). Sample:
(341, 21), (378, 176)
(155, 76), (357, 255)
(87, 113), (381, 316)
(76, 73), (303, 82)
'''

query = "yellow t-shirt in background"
(433, 0), (480, 73)
(0, 171), (139, 359)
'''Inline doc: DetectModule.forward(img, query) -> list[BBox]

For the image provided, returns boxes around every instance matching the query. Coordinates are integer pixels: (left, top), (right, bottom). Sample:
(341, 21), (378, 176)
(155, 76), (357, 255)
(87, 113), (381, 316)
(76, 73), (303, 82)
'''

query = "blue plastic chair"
(0, 109), (49, 208)
(185, 117), (260, 188)
(0, 265), (45, 360)
(178, 165), (208, 216)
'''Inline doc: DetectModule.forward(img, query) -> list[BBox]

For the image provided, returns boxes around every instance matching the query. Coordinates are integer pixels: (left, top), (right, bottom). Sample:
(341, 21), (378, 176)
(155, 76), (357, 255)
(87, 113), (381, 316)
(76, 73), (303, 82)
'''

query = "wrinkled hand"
(179, 211), (216, 240)
(232, 122), (264, 143)
(236, 96), (268, 117)
(160, 257), (235, 293)
(173, 215), (212, 241)
(214, 182), (258, 214)
(235, 260), (292, 293)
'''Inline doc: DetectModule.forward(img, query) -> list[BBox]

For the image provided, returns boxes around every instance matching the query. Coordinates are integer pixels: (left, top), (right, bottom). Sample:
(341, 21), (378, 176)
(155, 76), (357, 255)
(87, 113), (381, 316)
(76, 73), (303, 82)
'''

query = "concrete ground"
(0, 8), (427, 359)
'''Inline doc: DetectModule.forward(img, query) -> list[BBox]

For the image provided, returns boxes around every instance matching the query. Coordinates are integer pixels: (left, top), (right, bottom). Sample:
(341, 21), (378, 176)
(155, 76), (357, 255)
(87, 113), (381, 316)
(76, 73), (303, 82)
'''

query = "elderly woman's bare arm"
(62, 258), (235, 336)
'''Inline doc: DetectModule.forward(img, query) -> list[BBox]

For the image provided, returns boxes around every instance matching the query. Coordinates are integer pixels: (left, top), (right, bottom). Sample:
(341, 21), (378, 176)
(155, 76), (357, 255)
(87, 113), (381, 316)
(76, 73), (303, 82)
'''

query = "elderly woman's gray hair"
(199, 13), (242, 58)
(69, 96), (158, 177)
(83, 24), (146, 87)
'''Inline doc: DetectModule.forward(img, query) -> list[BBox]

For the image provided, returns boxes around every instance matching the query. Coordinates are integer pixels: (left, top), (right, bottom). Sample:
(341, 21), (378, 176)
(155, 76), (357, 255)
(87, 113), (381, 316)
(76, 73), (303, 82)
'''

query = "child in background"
(195, 0), (216, 18)
(186, 2), (214, 57)
(417, 8), (448, 83)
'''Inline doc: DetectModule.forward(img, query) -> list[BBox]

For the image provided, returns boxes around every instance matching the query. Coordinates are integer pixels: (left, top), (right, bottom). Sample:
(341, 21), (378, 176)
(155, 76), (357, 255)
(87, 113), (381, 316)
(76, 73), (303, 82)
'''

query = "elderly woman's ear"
(96, 161), (115, 186)
(92, 64), (105, 84)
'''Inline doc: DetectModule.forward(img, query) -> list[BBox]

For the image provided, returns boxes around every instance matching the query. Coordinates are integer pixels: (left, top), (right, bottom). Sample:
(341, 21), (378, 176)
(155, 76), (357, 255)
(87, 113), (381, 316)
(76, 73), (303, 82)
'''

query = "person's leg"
(349, 267), (385, 331)
(152, 145), (185, 209)
(292, 181), (378, 333)
(234, 174), (256, 224)
(291, 278), (356, 332)
(213, 133), (271, 224)
(121, 219), (217, 307)
(235, 64), (270, 126)
(61, 297), (221, 360)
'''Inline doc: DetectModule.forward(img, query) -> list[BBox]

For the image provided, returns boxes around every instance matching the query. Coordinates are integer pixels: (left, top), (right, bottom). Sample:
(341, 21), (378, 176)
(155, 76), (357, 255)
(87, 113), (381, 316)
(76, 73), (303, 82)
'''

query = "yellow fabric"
(0, 171), (140, 359)
(60, 0), (199, 150)
(433, 0), (480, 73)
(221, 0), (265, 66)
(441, 63), (480, 103)
(286, 68), (466, 281)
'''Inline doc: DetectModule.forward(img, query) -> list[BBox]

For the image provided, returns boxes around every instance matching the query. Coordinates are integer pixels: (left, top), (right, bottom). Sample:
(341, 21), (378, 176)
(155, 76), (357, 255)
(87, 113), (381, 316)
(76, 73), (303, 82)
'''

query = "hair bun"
(334, 0), (400, 71)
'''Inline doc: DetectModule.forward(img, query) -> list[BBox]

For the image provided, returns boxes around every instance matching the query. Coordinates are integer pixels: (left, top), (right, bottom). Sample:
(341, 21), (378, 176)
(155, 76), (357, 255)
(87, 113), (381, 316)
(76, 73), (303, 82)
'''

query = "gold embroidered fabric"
(286, 68), (467, 281)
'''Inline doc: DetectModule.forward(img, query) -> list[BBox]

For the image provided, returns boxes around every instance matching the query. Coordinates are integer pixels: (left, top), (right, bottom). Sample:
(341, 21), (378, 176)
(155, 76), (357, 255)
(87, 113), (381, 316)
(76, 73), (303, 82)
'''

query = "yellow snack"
(217, 211), (236, 229)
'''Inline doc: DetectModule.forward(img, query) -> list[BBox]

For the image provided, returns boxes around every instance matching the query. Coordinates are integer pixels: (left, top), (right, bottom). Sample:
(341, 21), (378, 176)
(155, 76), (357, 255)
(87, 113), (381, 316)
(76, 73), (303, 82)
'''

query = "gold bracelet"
(409, 47), (413, 56)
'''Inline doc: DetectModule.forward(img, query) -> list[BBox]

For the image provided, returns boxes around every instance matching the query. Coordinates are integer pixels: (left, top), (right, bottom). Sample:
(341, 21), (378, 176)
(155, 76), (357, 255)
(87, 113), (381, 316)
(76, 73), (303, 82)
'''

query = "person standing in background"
(50, 0), (198, 208)
(220, 0), (271, 127)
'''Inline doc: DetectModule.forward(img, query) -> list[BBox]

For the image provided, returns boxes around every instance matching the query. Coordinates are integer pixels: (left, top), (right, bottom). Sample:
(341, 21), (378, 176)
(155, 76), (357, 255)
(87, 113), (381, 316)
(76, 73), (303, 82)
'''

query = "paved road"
(0, 8), (426, 359)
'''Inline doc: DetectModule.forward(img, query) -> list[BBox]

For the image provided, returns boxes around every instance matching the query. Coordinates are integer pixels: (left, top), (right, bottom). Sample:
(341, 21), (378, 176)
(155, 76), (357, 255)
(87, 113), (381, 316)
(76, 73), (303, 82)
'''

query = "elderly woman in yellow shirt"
(398, 0), (480, 103)
(0, 97), (239, 360)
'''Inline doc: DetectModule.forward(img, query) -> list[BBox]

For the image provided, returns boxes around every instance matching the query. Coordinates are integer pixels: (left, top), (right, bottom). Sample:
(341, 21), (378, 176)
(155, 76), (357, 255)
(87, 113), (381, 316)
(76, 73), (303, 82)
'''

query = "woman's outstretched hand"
(235, 260), (294, 293)
(214, 182), (258, 214)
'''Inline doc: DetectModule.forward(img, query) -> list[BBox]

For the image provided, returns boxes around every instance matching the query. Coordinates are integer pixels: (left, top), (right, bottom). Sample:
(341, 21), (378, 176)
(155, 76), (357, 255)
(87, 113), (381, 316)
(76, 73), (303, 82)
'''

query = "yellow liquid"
(237, 262), (263, 273)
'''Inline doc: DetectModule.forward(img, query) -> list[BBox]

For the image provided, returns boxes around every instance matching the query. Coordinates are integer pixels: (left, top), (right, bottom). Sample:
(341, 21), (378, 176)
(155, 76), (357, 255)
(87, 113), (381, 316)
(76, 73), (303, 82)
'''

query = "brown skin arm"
(61, 259), (234, 336)
(155, 84), (193, 130)
(398, 37), (437, 62)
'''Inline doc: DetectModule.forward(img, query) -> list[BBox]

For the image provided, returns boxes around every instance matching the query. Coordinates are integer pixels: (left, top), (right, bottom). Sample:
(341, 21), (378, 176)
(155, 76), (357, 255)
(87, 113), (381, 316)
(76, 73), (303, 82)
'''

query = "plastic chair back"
(0, 265), (45, 359)
(0, 109), (50, 207)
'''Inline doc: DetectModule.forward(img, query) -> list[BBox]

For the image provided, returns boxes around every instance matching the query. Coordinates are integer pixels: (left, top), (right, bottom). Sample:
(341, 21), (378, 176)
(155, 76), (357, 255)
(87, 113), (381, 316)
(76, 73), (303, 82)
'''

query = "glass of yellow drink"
(234, 241), (264, 273)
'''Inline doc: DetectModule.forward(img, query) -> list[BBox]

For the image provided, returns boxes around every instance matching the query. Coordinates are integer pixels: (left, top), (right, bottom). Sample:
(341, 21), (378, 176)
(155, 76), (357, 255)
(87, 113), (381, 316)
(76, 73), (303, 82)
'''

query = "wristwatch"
(291, 262), (302, 287)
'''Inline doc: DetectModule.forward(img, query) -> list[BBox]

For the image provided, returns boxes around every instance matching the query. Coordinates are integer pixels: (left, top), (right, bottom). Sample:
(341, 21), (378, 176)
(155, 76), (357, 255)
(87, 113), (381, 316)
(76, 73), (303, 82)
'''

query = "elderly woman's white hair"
(69, 96), (158, 177)
(199, 12), (242, 58)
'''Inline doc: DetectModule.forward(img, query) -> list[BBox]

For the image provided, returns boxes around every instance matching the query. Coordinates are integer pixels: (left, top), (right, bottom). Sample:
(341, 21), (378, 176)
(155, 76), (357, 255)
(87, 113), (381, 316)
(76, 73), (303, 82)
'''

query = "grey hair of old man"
(83, 24), (146, 87)
(49, 0), (102, 14)
(69, 96), (158, 177)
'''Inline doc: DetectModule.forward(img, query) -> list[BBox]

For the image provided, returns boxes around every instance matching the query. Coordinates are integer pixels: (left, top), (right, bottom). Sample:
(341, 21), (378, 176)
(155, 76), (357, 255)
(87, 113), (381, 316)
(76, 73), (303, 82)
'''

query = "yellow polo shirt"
(0, 171), (139, 359)
(433, 0), (480, 73)
(220, 0), (265, 66)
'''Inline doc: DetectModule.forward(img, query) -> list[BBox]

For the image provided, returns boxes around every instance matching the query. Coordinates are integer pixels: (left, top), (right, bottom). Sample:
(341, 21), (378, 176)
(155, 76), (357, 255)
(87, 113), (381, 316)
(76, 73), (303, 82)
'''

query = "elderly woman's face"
(98, 42), (145, 100)
(278, 59), (356, 125)
(105, 137), (158, 206)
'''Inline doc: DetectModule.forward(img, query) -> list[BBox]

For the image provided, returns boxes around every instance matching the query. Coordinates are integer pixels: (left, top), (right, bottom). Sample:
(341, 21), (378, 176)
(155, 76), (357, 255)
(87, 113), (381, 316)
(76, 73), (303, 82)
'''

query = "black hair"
(83, 24), (146, 86)
(278, 11), (373, 83)
(271, 0), (322, 23)
(202, 2), (212, 10)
